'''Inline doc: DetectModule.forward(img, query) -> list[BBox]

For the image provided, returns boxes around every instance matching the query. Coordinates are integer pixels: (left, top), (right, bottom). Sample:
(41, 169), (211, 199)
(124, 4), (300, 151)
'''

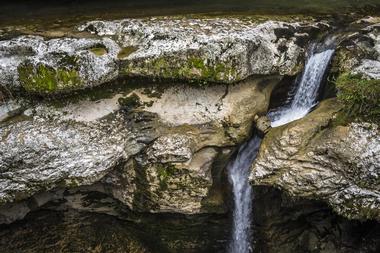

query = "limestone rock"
(334, 22), (380, 79)
(254, 115), (271, 135)
(250, 99), (380, 220)
(0, 111), (143, 205)
(102, 77), (278, 214)
(0, 76), (277, 221)
(0, 17), (327, 95)
(0, 36), (120, 94)
(80, 18), (324, 83)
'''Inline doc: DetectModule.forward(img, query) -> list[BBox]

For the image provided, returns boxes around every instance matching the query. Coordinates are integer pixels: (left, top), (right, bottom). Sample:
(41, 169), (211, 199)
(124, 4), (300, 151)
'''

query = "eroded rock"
(250, 99), (380, 220)
(0, 76), (278, 221)
(0, 17), (328, 95)
(0, 36), (120, 94)
(80, 18), (325, 83)
(333, 22), (380, 79)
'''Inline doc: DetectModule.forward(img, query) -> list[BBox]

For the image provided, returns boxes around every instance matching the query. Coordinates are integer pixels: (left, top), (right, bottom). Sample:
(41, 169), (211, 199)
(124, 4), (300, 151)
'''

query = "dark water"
(1, 0), (380, 25)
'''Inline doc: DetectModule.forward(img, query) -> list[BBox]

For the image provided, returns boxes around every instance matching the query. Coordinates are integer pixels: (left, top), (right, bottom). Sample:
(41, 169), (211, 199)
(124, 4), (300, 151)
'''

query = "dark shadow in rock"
(252, 186), (380, 253)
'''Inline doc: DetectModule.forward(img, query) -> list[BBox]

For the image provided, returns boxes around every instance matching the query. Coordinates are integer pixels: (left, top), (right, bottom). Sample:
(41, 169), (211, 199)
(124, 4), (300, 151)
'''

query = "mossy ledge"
(335, 72), (380, 123)
(122, 55), (240, 85)
(18, 62), (82, 94)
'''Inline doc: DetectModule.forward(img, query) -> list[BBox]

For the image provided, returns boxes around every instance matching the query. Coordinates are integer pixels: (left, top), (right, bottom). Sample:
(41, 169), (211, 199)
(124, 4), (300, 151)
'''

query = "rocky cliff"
(0, 14), (379, 253)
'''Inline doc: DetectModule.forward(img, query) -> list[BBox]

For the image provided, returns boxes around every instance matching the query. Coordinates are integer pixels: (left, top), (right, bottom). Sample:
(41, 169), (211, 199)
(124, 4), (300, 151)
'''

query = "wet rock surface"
(0, 189), (229, 253)
(0, 17), (329, 94)
(1, 13), (380, 253)
(250, 99), (380, 220)
(334, 20), (380, 79)
(253, 186), (380, 253)
(0, 76), (278, 222)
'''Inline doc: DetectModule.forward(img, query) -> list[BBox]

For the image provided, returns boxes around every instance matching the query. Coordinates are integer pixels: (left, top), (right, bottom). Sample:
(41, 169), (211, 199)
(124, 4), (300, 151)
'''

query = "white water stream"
(269, 46), (335, 127)
(228, 43), (335, 253)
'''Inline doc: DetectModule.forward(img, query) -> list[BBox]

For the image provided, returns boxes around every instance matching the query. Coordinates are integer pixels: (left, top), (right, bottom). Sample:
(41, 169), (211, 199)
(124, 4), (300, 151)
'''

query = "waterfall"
(228, 41), (334, 253)
(228, 134), (262, 253)
(269, 45), (335, 127)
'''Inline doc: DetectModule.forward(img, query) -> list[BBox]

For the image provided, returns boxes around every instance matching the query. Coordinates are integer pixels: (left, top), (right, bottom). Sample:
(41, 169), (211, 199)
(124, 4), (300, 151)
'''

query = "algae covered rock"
(0, 36), (120, 94)
(250, 99), (380, 220)
(0, 17), (327, 95)
(80, 17), (324, 83)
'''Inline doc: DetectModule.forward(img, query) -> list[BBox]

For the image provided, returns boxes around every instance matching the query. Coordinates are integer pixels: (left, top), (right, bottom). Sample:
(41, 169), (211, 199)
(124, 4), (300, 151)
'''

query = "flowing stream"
(269, 45), (335, 127)
(228, 42), (335, 253)
(228, 134), (262, 253)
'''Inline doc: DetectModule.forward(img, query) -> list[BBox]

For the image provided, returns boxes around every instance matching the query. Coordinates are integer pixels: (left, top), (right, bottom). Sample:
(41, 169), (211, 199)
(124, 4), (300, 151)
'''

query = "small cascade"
(269, 44), (335, 127)
(228, 134), (262, 253)
(228, 40), (335, 253)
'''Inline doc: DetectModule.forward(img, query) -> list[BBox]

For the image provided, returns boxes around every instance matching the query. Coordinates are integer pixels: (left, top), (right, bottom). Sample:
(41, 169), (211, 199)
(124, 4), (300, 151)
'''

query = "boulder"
(250, 99), (380, 220)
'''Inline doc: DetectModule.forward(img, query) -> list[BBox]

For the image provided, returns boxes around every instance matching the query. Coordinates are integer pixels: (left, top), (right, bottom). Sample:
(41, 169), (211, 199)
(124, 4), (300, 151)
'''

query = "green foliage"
(335, 72), (380, 122)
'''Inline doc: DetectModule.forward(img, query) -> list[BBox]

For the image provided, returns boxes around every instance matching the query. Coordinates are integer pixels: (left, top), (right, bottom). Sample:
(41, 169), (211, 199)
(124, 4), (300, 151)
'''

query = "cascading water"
(228, 41), (335, 253)
(228, 134), (262, 253)
(269, 44), (335, 127)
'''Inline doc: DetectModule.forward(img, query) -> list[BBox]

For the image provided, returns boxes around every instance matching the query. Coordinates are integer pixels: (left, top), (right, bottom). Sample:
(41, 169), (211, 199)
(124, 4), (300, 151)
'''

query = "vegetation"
(122, 55), (239, 86)
(335, 72), (380, 122)
(157, 164), (177, 190)
(18, 63), (82, 94)
(118, 93), (141, 110)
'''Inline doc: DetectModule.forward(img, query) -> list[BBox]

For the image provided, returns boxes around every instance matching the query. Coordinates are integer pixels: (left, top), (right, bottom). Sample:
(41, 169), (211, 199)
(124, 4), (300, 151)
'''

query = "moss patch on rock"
(123, 55), (239, 84)
(335, 72), (380, 122)
(18, 63), (82, 94)
(156, 163), (177, 190)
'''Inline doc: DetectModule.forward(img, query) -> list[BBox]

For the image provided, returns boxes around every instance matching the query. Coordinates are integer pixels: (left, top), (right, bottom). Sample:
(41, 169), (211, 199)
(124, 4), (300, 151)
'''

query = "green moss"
(335, 72), (380, 122)
(156, 164), (176, 190)
(117, 46), (138, 59)
(183, 57), (238, 83)
(123, 55), (239, 85)
(18, 63), (82, 94)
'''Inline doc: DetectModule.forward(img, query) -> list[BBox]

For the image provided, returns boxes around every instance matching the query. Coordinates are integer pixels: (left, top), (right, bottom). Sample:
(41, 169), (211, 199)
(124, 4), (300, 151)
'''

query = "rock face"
(334, 21), (380, 79)
(0, 17), (328, 94)
(102, 77), (279, 214)
(252, 186), (380, 253)
(0, 36), (120, 94)
(79, 18), (322, 83)
(0, 76), (278, 223)
(250, 99), (380, 220)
